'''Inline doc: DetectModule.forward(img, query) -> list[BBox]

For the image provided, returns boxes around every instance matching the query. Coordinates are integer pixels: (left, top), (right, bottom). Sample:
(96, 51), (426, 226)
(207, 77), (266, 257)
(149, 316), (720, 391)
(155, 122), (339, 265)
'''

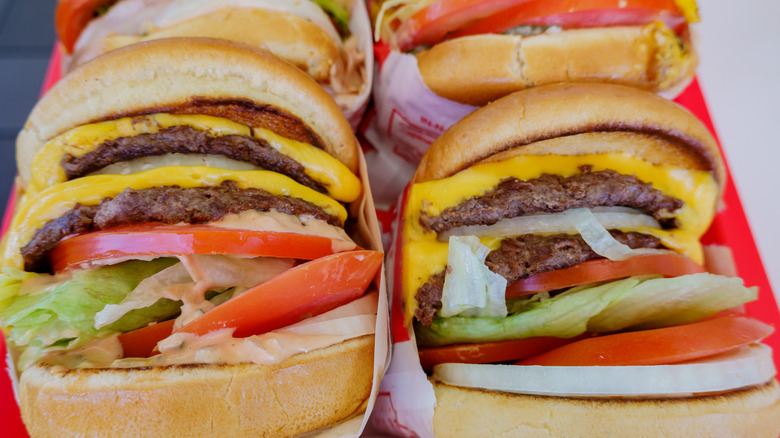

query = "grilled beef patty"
(61, 125), (326, 193)
(419, 167), (683, 233)
(414, 231), (665, 327)
(21, 181), (340, 273)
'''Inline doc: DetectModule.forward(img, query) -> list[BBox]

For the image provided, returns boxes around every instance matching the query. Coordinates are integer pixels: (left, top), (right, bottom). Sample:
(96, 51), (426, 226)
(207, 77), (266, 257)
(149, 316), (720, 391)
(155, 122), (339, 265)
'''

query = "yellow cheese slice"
(28, 114), (360, 202)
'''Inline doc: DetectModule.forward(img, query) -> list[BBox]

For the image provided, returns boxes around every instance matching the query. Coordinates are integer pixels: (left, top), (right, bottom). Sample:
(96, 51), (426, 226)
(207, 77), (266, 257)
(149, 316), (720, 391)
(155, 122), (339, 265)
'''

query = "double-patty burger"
(374, 0), (699, 105)
(398, 83), (780, 436)
(1, 38), (384, 437)
(57, 0), (368, 114)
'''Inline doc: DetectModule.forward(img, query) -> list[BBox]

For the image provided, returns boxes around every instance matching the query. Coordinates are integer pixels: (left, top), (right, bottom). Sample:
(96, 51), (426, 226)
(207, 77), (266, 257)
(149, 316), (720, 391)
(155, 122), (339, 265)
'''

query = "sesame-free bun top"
(414, 83), (723, 186)
(16, 37), (359, 186)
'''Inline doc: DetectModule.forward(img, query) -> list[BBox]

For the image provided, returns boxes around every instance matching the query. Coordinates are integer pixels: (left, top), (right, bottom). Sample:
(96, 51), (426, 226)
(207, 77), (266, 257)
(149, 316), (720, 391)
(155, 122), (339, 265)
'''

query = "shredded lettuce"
(416, 274), (757, 347)
(440, 236), (507, 318)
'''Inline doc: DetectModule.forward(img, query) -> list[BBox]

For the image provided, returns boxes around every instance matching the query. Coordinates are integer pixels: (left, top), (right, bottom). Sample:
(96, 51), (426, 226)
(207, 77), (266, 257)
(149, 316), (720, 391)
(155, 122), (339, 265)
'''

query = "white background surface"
(696, 0), (779, 307)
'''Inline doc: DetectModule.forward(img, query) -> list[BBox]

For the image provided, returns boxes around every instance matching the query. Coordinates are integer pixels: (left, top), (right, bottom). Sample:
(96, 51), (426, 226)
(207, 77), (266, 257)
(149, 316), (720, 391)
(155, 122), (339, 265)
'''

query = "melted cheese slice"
(28, 113), (361, 202)
(4, 166), (348, 269)
(402, 153), (718, 323)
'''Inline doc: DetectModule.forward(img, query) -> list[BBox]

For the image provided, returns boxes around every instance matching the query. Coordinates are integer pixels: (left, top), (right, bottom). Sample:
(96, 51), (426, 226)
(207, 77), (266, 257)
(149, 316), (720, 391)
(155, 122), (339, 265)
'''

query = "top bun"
(17, 37), (358, 186)
(414, 83), (723, 186)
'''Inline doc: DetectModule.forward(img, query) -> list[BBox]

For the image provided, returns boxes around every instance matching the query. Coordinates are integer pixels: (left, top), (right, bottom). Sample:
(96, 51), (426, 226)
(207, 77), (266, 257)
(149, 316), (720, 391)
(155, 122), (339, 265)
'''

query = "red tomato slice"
(174, 250), (383, 338)
(117, 250), (383, 357)
(118, 319), (175, 358)
(517, 315), (774, 366)
(418, 335), (586, 371)
(55, 0), (118, 53)
(505, 254), (704, 299)
(397, 0), (524, 51)
(396, 0), (684, 50)
(50, 224), (357, 273)
(456, 1), (686, 37)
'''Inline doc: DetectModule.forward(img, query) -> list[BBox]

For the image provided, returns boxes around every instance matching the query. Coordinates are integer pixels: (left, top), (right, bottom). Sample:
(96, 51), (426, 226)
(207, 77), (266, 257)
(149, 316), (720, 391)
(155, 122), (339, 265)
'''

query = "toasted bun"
(415, 83), (723, 186)
(417, 23), (697, 106)
(19, 335), (373, 438)
(432, 379), (780, 437)
(69, 8), (340, 82)
(17, 37), (358, 186)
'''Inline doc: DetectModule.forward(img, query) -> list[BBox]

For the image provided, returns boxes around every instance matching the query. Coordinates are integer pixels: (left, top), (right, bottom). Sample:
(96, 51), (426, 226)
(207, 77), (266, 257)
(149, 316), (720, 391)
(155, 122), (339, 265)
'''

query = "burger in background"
(373, 0), (700, 105)
(55, 0), (372, 122)
(390, 83), (780, 436)
(1, 38), (387, 437)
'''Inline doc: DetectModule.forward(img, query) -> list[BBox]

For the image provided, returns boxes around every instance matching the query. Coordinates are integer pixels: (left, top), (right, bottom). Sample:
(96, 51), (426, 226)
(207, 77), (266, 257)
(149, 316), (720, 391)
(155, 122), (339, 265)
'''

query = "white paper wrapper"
(361, 51), (478, 207)
(341, 0), (375, 130)
(365, 186), (437, 438)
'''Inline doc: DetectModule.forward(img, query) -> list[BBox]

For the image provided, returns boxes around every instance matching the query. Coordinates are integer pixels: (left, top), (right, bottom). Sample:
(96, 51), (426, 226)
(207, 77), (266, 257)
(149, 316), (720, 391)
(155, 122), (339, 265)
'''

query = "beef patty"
(414, 231), (665, 327)
(21, 181), (340, 273)
(61, 125), (326, 193)
(419, 167), (683, 233)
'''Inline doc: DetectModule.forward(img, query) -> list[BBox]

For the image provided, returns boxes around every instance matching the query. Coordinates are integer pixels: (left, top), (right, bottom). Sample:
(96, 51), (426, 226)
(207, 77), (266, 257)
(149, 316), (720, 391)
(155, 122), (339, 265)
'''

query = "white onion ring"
(439, 207), (661, 241)
(433, 344), (776, 399)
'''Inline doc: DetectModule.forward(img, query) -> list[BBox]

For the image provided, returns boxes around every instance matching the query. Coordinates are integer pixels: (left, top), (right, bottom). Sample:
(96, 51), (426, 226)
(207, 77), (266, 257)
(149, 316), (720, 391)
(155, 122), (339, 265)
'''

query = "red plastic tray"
(1, 45), (778, 437)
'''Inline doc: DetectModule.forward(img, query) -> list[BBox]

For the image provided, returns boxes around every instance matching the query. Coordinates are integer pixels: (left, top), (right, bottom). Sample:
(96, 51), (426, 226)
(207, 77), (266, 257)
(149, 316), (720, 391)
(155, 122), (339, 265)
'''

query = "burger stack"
(365, 1), (780, 436)
(0, 38), (386, 437)
(389, 83), (780, 436)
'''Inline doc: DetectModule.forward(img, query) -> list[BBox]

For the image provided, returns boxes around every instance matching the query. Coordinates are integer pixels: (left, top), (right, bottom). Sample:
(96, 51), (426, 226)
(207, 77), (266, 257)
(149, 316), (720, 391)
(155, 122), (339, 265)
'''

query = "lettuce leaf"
(440, 236), (507, 318)
(0, 259), (179, 356)
(416, 274), (757, 347)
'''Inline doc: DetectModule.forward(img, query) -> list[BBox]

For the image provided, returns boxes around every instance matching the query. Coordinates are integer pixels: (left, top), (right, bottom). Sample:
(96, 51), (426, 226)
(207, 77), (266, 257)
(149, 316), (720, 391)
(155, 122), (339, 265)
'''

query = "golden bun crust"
(20, 335), (374, 438)
(17, 37), (358, 186)
(417, 23), (697, 106)
(70, 8), (340, 82)
(432, 379), (780, 438)
(415, 83), (723, 185)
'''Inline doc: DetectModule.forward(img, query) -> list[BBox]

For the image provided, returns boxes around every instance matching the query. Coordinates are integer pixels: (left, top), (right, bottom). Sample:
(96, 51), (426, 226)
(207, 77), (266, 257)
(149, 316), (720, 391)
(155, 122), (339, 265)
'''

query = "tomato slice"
(118, 319), (175, 358)
(418, 335), (586, 371)
(55, 0), (118, 53)
(50, 224), (357, 273)
(517, 315), (774, 366)
(396, 0), (684, 50)
(396, 0), (525, 51)
(116, 250), (383, 357)
(455, 1), (686, 38)
(505, 254), (704, 298)
(174, 250), (383, 338)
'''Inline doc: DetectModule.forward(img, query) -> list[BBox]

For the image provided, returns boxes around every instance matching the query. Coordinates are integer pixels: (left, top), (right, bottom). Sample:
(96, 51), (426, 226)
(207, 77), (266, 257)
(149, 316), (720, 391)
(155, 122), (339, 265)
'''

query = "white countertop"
(696, 0), (779, 307)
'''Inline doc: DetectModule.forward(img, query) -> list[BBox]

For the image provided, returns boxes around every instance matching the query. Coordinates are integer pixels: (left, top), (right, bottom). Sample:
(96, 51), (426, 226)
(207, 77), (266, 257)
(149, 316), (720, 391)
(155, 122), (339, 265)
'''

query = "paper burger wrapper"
(361, 49), (478, 209)
(364, 185), (437, 438)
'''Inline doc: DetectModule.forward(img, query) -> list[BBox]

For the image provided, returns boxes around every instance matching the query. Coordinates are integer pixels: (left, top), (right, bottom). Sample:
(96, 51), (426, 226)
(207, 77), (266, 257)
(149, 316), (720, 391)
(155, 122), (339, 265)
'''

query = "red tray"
(1, 45), (778, 437)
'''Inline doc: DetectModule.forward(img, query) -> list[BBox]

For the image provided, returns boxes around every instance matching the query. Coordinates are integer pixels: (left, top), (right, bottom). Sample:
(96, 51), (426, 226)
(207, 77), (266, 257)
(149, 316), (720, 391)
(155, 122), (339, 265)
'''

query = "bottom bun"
(432, 379), (780, 438)
(19, 335), (374, 438)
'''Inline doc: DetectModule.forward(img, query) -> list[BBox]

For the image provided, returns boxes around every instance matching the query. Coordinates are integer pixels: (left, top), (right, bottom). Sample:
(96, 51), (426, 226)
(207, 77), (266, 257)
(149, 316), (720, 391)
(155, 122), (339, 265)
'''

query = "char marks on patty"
(21, 181), (341, 273)
(419, 167), (683, 234)
(414, 231), (665, 327)
(61, 125), (326, 193)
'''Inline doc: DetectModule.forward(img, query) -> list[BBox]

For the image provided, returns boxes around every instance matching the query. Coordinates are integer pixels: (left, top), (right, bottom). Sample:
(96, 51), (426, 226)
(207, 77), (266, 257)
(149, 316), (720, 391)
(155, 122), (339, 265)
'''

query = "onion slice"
(433, 344), (776, 398)
(439, 207), (660, 242)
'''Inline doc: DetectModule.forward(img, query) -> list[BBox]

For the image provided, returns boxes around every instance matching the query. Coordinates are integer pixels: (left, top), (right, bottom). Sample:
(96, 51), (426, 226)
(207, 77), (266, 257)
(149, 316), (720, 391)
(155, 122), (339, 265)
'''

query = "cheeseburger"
(397, 83), (780, 436)
(373, 0), (699, 105)
(56, 0), (368, 114)
(1, 38), (385, 437)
